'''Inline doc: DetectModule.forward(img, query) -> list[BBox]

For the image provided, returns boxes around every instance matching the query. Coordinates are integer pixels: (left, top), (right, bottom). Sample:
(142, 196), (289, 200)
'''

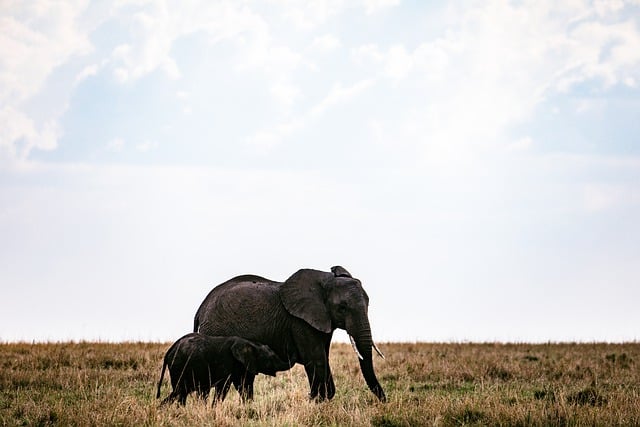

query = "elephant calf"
(156, 333), (289, 405)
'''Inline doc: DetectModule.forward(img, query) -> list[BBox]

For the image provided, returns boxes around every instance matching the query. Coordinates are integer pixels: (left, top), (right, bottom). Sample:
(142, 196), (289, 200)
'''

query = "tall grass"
(1, 342), (639, 425)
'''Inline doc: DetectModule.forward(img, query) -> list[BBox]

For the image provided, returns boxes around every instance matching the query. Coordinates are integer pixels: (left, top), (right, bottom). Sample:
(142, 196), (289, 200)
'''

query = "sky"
(1, 0), (639, 343)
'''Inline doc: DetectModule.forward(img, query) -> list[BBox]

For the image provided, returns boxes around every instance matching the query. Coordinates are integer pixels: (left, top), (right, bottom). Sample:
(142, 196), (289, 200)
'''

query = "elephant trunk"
(349, 322), (386, 402)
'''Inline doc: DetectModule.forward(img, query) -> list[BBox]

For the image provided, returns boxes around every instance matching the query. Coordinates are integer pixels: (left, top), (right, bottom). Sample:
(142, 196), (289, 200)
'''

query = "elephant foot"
(160, 393), (180, 406)
(308, 393), (328, 402)
(308, 387), (334, 402)
(372, 385), (387, 402)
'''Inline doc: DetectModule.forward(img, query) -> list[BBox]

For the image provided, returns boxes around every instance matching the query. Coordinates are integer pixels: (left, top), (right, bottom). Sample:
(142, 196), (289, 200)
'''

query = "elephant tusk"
(373, 342), (385, 359)
(349, 335), (364, 360)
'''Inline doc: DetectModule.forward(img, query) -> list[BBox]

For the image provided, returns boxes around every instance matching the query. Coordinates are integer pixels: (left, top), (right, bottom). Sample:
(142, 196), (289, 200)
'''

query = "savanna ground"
(1, 342), (639, 426)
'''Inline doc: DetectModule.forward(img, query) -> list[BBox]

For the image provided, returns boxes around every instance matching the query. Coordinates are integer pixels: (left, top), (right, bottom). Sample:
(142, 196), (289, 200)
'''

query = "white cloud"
(106, 138), (125, 153)
(355, 1), (640, 157)
(136, 140), (158, 153)
(108, 1), (271, 83)
(308, 34), (342, 53)
(310, 79), (375, 117)
(507, 136), (534, 152)
(382, 45), (413, 80)
(112, 7), (182, 82)
(0, 1), (91, 167)
(557, 18), (640, 89)
(362, 0), (400, 15)
(1, 0), (318, 167)
(235, 39), (305, 107)
(74, 63), (100, 85)
(271, 0), (399, 29)
(353, 39), (453, 82)
(0, 107), (60, 168)
(353, 44), (384, 63)
(0, 108), (22, 165)
(248, 78), (375, 150)
(4, 0), (640, 171)
(272, 0), (345, 30)
(0, 1), (91, 103)
(174, 91), (193, 114)
(237, 43), (303, 77)
(248, 120), (303, 152)
(270, 81), (301, 107)
(594, 0), (626, 17)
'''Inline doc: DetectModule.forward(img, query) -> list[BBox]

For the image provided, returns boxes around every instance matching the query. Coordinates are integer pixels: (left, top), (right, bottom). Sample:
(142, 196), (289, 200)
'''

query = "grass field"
(1, 341), (639, 426)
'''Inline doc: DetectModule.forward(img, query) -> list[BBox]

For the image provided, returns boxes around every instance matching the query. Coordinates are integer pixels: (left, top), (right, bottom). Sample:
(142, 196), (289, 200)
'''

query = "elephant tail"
(193, 313), (200, 333)
(157, 359), (167, 399)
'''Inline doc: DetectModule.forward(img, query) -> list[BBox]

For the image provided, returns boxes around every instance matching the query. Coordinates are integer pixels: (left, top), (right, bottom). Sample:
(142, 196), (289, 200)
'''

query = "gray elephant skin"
(193, 266), (386, 401)
(156, 333), (289, 405)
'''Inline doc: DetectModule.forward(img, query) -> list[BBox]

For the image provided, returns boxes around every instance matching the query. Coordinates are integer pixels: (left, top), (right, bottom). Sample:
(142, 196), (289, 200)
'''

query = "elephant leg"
(324, 340), (336, 399)
(197, 388), (210, 402)
(177, 392), (187, 406)
(233, 373), (255, 402)
(307, 333), (335, 400)
(194, 380), (208, 402)
(160, 392), (177, 406)
(294, 326), (334, 400)
(212, 380), (231, 405)
(305, 360), (333, 400)
(168, 385), (189, 406)
(326, 368), (335, 399)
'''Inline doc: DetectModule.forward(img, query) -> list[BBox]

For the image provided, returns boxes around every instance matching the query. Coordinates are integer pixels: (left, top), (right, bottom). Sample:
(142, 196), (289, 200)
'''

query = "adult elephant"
(193, 266), (386, 401)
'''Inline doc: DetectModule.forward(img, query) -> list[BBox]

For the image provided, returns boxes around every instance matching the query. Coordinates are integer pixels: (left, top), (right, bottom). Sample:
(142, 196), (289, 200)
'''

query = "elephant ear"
(231, 341), (258, 375)
(331, 265), (352, 278)
(280, 269), (333, 334)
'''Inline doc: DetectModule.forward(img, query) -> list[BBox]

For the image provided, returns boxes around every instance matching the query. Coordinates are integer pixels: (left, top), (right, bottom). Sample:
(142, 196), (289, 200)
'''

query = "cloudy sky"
(1, 0), (639, 343)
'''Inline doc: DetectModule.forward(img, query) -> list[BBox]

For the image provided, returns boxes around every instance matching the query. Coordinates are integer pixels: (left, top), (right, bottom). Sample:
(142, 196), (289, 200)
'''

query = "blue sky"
(1, 0), (639, 342)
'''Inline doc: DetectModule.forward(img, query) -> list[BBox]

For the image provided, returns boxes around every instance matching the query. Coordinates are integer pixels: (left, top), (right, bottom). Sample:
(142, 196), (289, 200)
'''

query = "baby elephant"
(157, 333), (289, 405)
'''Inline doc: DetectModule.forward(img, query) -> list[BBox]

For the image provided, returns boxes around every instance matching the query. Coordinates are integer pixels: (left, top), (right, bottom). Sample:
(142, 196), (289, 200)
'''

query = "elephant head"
(280, 266), (386, 401)
(231, 340), (290, 377)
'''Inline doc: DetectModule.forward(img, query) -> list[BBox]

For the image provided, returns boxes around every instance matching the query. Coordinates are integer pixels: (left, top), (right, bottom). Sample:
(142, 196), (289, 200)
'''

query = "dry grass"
(1, 341), (639, 426)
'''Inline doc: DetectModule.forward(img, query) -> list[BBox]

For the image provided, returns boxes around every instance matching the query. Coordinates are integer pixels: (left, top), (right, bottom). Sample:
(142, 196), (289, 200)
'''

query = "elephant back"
(194, 275), (288, 349)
